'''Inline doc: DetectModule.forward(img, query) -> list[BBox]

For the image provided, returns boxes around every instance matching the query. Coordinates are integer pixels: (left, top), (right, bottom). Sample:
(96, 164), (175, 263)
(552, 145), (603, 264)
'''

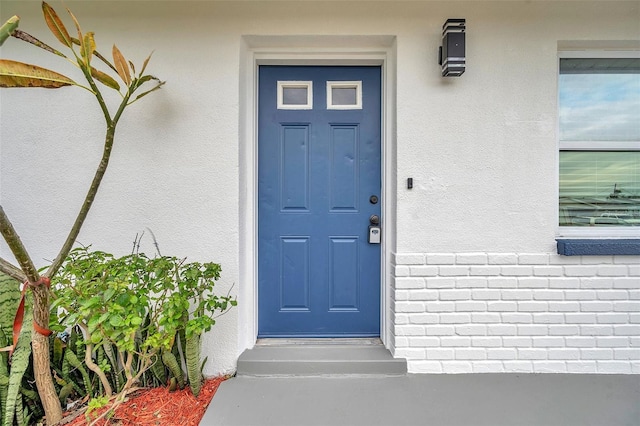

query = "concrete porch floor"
(200, 374), (639, 426)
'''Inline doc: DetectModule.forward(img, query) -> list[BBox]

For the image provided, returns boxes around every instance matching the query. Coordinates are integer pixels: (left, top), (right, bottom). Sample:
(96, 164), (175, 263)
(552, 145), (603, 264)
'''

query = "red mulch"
(63, 377), (225, 426)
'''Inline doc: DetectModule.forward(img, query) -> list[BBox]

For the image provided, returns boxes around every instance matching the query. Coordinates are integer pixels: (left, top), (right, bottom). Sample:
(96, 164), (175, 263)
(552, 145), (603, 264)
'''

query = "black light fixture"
(438, 19), (466, 77)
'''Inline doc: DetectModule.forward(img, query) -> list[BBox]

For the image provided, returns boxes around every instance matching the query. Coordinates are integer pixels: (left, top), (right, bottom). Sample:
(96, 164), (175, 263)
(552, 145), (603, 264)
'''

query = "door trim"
(238, 35), (397, 354)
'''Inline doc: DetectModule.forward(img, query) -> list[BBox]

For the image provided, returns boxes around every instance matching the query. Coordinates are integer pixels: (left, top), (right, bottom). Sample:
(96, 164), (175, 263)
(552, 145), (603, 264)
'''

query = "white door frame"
(238, 35), (397, 354)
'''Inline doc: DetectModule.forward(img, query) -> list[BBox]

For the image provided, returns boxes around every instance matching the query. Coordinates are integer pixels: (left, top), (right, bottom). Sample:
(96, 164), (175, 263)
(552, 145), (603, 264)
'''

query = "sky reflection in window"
(559, 67), (640, 142)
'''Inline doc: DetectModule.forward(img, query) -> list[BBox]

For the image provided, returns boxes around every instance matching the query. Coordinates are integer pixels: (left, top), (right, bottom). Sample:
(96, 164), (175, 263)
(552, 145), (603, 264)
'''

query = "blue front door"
(258, 66), (382, 337)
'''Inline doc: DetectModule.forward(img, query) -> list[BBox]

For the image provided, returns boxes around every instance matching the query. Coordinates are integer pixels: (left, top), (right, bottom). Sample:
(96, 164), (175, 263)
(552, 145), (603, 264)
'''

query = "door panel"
(258, 66), (381, 337)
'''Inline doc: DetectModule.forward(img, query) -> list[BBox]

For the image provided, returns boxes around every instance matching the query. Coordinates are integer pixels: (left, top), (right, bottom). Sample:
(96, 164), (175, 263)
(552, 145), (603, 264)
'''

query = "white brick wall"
(391, 252), (640, 374)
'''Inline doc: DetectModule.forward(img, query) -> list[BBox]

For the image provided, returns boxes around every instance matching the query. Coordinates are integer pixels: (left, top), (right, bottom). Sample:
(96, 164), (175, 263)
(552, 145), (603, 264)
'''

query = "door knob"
(369, 215), (380, 225)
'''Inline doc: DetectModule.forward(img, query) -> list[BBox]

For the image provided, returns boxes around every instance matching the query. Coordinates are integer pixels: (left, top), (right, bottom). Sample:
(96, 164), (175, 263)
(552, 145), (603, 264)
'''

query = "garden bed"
(62, 377), (224, 426)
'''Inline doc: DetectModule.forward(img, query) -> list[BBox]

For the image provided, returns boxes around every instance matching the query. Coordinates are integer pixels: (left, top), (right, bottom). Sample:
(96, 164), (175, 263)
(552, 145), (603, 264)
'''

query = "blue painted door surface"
(258, 66), (381, 337)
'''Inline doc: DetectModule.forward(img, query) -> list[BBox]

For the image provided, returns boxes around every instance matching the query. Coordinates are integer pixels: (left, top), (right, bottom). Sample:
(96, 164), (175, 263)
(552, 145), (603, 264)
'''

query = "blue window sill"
(556, 239), (640, 256)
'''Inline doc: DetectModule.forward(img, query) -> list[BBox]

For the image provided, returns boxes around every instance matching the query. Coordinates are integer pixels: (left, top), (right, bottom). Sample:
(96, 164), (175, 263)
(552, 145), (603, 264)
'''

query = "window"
(558, 54), (640, 233)
(278, 81), (313, 109)
(327, 81), (362, 109)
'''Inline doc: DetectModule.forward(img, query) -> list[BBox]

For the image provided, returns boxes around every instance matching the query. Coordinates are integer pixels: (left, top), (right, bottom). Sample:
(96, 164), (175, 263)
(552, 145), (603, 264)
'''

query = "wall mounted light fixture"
(438, 19), (466, 77)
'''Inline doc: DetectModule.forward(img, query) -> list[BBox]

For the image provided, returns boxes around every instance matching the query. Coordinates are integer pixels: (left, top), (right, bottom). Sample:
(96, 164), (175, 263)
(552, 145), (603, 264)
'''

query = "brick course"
(391, 252), (639, 373)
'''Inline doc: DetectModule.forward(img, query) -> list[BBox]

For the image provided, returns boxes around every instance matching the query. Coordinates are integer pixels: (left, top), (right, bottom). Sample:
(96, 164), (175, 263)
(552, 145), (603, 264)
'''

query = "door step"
(237, 339), (407, 376)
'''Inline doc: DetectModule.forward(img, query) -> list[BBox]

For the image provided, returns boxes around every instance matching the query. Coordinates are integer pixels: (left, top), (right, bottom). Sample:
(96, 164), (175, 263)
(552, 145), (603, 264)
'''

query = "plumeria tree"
(0, 3), (163, 423)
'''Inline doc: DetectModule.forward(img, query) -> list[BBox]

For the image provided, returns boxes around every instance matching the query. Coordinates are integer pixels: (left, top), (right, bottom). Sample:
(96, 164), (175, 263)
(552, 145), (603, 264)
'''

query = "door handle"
(368, 215), (381, 244)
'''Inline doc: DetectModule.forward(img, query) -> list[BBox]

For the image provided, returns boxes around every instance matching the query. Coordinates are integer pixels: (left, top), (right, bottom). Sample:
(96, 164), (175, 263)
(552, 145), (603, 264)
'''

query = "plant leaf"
(66, 7), (83, 48)
(42, 2), (72, 47)
(4, 309), (32, 426)
(90, 66), (120, 90)
(0, 59), (76, 88)
(128, 60), (136, 76)
(0, 15), (19, 47)
(140, 51), (154, 76)
(93, 50), (119, 74)
(136, 74), (161, 87)
(186, 332), (202, 396)
(132, 80), (165, 102)
(112, 44), (131, 86)
(11, 29), (66, 58)
(81, 32), (96, 65)
(0, 273), (20, 337)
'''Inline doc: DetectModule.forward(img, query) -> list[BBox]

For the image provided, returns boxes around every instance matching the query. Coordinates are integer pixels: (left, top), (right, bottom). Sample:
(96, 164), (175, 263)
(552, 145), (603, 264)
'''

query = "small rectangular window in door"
(327, 81), (362, 110)
(277, 81), (313, 109)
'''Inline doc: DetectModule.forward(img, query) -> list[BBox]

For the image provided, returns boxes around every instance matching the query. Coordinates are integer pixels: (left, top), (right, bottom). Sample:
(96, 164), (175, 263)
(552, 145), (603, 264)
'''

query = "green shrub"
(51, 246), (236, 398)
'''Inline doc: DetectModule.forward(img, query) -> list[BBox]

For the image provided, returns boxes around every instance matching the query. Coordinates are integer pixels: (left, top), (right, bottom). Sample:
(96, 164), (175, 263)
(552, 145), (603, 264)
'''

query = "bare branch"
(78, 324), (113, 397)
(0, 205), (39, 282)
(146, 227), (162, 256)
(0, 257), (26, 282)
(45, 93), (132, 278)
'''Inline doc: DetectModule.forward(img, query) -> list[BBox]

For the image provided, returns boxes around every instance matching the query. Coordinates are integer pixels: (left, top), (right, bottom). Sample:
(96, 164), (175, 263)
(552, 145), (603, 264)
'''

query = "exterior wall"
(392, 253), (640, 373)
(1, 1), (638, 375)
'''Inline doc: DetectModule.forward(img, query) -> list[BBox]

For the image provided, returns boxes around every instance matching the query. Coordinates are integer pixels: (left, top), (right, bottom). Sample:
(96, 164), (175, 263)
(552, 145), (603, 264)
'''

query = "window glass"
(559, 60), (640, 141)
(558, 57), (640, 228)
(331, 87), (358, 105)
(282, 87), (309, 105)
(559, 151), (640, 226)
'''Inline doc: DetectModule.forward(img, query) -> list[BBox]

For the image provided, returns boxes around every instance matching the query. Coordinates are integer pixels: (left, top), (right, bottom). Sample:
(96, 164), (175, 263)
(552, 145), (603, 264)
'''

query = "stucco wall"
(1, 1), (638, 375)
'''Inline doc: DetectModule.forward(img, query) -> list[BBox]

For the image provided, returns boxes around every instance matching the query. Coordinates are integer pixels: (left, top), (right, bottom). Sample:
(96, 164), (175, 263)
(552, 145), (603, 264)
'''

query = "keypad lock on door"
(368, 214), (381, 244)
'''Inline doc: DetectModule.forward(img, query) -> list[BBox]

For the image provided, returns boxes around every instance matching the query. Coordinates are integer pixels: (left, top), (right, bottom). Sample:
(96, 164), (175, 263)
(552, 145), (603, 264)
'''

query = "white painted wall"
(392, 252), (640, 373)
(1, 1), (638, 375)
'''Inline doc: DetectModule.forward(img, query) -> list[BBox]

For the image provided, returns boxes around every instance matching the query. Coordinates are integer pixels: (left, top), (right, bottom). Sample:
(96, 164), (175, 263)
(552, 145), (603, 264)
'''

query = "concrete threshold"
(237, 338), (407, 376)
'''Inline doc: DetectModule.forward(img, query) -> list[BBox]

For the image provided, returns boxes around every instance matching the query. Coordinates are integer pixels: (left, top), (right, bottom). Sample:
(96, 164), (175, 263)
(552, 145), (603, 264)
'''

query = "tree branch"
(0, 205), (39, 282)
(45, 92), (131, 279)
(78, 324), (113, 397)
(0, 257), (26, 282)
(44, 129), (114, 278)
